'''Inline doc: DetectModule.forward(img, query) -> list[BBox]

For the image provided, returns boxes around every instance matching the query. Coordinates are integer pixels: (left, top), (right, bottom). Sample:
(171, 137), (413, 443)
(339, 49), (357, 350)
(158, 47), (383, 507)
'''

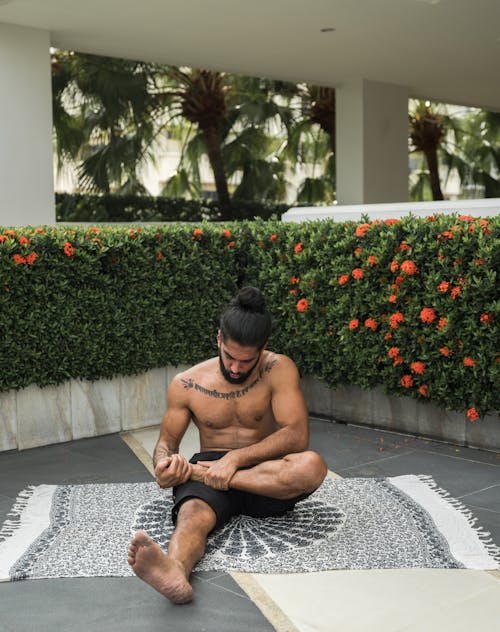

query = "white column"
(336, 79), (409, 205)
(0, 23), (54, 226)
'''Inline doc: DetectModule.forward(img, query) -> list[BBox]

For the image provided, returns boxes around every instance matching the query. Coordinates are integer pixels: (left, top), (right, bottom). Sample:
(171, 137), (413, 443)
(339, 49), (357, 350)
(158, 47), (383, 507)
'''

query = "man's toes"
(132, 530), (152, 547)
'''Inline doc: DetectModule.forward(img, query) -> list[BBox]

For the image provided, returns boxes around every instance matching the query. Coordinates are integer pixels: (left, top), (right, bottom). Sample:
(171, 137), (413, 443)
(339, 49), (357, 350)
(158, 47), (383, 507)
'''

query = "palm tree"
(52, 50), (162, 194)
(409, 101), (445, 200)
(409, 101), (500, 201)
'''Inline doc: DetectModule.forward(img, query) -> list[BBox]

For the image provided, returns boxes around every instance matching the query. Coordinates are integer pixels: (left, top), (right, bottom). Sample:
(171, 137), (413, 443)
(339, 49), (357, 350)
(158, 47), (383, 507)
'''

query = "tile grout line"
(458, 482), (500, 500)
(338, 449), (417, 472)
(420, 448), (500, 468)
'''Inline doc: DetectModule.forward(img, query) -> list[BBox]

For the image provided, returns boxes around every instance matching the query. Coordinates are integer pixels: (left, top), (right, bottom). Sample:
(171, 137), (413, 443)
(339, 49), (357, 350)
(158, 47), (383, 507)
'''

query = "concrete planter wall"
(0, 366), (190, 452)
(0, 369), (498, 452)
(300, 376), (500, 452)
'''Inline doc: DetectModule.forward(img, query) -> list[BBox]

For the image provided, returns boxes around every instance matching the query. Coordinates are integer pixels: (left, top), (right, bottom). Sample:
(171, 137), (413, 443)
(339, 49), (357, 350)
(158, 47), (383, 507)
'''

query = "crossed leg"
(128, 450), (327, 604)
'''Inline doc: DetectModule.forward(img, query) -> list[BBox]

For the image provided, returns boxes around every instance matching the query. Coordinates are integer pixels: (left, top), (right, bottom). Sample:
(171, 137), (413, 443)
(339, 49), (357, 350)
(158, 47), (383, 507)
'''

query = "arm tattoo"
(153, 445), (175, 468)
(181, 358), (278, 400)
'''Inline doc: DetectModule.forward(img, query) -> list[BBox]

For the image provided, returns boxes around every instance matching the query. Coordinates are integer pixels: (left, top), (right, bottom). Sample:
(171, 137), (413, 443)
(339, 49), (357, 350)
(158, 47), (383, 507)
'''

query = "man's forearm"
(152, 441), (177, 469)
(227, 425), (308, 470)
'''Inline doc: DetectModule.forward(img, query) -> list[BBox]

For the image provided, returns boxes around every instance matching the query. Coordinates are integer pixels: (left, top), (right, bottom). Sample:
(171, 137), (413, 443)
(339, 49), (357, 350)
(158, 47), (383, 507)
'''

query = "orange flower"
(399, 242), (411, 252)
(296, 298), (309, 312)
(269, 234), (278, 242)
(480, 219), (491, 235)
(156, 251), (165, 261)
(89, 227), (101, 235)
(420, 307), (436, 324)
(290, 289), (298, 296)
(349, 319), (359, 330)
(193, 228), (203, 237)
(227, 241), (236, 248)
(35, 228), (45, 235)
(355, 223), (371, 237)
(393, 356), (404, 366)
(474, 259), (484, 266)
(467, 408), (479, 422)
(63, 242), (74, 257)
(410, 361), (426, 375)
(437, 317), (448, 331)
(426, 215), (436, 222)
(439, 346), (451, 357)
(384, 332), (393, 340)
(437, 281), (450, 293)
(222, 229), (231, 238)
(354, 247), (363, 256)
(463, 357), (476, 367)
(390, 311), (405, 329)
(368, 255), (378, 267)
(438, 231), (453, 241)
(450, 286), (461, 300)
(400, 260), (418, 275)
(395, 275), (405, 286)
(0, 235), (7, 243)
(338, 274), (349, 285)
(390, 260), (399, 273)
(480, 313), (492, 324)
(384, 219), (399, 226)
(418, 384), (429, 397)
(459, 215), (474, 222)
(294, 242), (303, 254)
(388, 347), (400, 359)
(12, 254), (26, 264)
(352, 268), (364, 280)
(290, 276), (300, 285)
(388, 294), (397, 303)
(364, 318), (378, 331)
(400, 375), (414, 388)
(26, 252), (38, 265)
(18, 236), (30, 247)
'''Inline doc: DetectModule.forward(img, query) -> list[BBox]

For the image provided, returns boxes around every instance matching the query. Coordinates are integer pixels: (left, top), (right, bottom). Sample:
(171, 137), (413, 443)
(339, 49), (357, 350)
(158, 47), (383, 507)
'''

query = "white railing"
(282, 197), (500, 223)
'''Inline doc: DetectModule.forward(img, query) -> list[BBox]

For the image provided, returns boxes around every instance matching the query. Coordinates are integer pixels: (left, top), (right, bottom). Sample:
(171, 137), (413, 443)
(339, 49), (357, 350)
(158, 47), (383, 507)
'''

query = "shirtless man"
(128, 286), (327, 603)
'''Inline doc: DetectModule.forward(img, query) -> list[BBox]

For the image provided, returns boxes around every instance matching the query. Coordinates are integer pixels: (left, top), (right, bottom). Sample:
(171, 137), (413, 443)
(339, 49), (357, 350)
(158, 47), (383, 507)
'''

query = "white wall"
(0, 23), (54, 226)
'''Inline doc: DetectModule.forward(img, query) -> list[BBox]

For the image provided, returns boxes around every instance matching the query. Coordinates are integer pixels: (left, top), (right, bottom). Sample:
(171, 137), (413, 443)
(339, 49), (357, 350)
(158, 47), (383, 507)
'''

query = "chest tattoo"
(182, 358), (278, 400)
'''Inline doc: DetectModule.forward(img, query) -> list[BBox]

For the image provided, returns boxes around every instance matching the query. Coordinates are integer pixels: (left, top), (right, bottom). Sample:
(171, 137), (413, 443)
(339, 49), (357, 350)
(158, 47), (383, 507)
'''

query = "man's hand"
(154, 454), (192, 489)
(196, 455), (239, 491)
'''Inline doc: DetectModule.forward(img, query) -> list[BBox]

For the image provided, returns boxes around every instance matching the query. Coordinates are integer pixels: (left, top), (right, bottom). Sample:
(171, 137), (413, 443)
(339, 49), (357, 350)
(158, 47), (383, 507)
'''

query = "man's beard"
(218, 348), (261, 385)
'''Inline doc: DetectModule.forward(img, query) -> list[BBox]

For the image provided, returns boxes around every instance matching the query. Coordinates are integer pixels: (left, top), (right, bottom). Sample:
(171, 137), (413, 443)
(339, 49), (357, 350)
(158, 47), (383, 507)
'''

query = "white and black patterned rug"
(1, 476), (499, 581)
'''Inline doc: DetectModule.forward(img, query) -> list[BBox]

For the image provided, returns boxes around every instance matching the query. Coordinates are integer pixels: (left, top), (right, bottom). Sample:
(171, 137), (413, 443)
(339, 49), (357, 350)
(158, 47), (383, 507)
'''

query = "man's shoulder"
(170, 358), (217, 389)
(263, 350), (298, 377)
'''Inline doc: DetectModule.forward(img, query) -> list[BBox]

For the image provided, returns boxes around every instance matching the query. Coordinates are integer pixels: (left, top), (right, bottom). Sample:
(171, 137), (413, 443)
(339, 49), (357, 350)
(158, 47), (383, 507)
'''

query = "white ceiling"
(1, 0), (499, 111)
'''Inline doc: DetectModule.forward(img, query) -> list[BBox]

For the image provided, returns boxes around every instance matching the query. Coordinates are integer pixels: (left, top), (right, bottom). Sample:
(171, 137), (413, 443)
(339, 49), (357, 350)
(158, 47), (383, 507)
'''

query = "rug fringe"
(415, 475), (500, 565)
(0, 486), (37, 544)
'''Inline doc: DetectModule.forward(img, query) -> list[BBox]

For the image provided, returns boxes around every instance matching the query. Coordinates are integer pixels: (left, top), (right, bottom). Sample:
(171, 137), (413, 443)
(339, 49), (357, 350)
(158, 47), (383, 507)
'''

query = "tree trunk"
(202, 125), (231, 216)
(424, 148), (444, 200)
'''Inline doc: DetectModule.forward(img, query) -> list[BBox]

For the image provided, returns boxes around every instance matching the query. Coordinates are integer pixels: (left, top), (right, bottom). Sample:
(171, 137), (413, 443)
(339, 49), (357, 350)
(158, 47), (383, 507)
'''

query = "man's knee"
(286, 450), (327, 494)
(176, 497), (217, 531)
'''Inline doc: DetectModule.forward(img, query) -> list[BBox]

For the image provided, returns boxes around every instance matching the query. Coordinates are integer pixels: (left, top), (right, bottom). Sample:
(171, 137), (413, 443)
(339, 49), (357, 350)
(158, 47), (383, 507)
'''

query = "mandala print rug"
(1, 475), (499, 581)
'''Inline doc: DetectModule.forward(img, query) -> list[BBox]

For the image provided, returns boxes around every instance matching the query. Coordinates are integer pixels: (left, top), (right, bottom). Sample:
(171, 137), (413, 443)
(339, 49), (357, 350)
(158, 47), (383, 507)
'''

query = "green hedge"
(0, 214), (498, 419)
(55, 193), (289, 222)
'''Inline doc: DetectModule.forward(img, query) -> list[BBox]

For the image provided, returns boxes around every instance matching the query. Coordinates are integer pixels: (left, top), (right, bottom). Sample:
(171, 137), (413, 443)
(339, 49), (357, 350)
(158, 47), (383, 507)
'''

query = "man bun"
(220, 286), (272, 349)
(235, 286), (266, 313)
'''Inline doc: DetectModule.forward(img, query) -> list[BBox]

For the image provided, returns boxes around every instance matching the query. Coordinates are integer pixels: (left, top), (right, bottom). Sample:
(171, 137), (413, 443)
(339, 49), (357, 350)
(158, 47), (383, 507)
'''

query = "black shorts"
(172, 451), (311, 531)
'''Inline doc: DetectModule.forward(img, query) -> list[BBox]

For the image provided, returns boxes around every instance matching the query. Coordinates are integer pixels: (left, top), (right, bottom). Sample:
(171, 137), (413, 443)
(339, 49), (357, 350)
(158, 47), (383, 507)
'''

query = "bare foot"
(128, 531), (193, 604)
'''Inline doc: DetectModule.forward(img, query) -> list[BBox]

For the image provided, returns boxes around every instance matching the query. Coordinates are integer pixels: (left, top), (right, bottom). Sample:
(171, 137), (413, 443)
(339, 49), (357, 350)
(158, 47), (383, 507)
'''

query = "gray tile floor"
(0, 419), (499, 632)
